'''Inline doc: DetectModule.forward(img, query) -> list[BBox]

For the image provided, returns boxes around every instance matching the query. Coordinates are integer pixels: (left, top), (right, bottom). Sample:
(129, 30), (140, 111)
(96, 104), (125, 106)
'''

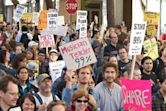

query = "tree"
(45, 0), (54, 9)
(81, 0), (91, 10)
(107, 0), (115, 27)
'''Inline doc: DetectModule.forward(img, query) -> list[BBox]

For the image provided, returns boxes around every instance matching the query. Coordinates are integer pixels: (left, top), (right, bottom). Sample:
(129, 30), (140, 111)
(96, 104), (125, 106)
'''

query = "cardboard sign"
(33, 12), (39, 25)
(79, 18), (87, 38)
(120, 78), (152, 111)
(21, 13), (33, 24)
(143, 38), (159, 60)
(49, 60), (65, 82)
(0, 14), (3, 24)
(37, 10), (47, 29)
(59, 38), (97, 70)
(13, 4), (25, 22)
(47, 11), (58, 30)
(144, 12), (160, 37)
(76, 10), (87, 30)
(129, 21), (147, 55)
(39, 34), (55, 48)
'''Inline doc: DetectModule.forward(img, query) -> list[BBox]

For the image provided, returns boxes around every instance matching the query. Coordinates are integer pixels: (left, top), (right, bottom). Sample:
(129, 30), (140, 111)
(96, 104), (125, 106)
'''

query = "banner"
(59, 38), (97, 70)
(39, 34), (55, 48)
(129, 21), (147, 55)
(143, 38), (159, 60)
(37, 10), (48, 29)
(49, 60), (65, 82)
(47, 11), (58, 30)
(120, 78), (152, 111)
(144, 12), (160, 37)
(13, 4), (25, 22)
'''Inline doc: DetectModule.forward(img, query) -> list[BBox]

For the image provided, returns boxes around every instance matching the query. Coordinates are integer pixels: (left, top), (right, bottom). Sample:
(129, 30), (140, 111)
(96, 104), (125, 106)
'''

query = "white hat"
(27, 61), (38, 71)
(49, 49), (58, 54)
(28, 41), (38, 47)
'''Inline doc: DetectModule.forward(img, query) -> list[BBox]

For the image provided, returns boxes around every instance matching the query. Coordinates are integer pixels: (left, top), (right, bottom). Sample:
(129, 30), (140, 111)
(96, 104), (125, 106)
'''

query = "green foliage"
(81, 0), (91, 10)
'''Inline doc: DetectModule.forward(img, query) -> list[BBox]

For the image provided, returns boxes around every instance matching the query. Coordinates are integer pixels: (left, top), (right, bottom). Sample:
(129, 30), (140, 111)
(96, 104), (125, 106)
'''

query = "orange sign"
(37, 10), (48, 29)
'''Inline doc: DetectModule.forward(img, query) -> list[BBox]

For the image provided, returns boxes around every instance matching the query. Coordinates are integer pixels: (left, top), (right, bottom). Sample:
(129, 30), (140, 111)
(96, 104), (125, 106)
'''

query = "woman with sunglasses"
(69, 89), (96, 111)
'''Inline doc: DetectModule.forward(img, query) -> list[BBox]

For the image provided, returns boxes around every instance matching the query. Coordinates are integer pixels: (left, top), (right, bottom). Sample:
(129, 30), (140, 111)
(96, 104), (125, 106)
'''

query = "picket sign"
(13, 4), (25, 22)
(47, 10), (58, 30)
(79, 18), (87, 38)
(38, 34), (55, 48)
(49, 60), (66, 82)
(33, 12), (39, 25)
(120, 78), (152, 111)
(76, 10), (87, 30)
(57, 16), (65, 26)
(59, 38), (97, 70)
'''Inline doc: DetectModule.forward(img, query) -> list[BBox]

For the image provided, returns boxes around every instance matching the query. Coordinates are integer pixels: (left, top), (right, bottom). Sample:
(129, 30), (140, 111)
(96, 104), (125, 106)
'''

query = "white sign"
(33, 12), (39, 25)
(57, 16), (65, 26)
(76, 10), (87, 30)
(79, 18), (87, 38)
(47, 11), (58, 29)
(39, 34), (55, 48)
(129, 21), (147, 55)
(13, 4), (25, 22)
(49, 61), (65, 82)
(59, 38), (97, 70)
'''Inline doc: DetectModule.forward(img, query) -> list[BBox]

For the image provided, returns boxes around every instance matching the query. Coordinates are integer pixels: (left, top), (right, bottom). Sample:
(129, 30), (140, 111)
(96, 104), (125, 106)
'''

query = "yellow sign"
(0, 14), (3, 24)
(143, 38), (158, 60)
(144, 12), (159, 37)
(37, 10), (47, 29)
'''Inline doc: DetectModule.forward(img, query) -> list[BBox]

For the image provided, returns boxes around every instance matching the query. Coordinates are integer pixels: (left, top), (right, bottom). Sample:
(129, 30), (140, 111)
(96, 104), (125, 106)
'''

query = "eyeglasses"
(77, 99), (88, 103)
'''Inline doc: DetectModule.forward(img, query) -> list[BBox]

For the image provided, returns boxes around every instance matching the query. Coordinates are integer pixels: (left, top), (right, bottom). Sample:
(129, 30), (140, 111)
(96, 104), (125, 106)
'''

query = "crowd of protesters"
(0, 20), (166, 111)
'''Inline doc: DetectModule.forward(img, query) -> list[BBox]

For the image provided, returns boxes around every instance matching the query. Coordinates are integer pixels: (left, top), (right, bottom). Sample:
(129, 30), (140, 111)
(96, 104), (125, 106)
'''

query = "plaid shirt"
(152, 90), (166, 111)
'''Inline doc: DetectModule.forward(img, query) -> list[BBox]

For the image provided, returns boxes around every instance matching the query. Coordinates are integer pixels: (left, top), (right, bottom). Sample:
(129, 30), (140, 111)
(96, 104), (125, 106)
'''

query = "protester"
(18, 93), (37, 111)
(0, 75), (19, 111)
(47, 100), (66, 111)
(94, 63), (124, 111)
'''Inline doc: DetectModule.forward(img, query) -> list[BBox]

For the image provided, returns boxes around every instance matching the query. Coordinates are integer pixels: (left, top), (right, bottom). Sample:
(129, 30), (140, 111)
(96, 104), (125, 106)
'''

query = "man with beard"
(0, 75), (19, 111)
(94, 63), (124, 111)
(33, 73), (59, 110)
(141, 56), (158, 93)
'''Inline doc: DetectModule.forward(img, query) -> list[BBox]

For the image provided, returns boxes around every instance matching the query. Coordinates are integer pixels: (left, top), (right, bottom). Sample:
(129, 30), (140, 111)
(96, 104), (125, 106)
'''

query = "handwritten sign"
(49, 60), (65, 82)
(39, 34), (55, 48)
(143, 38), (159, 60)
(38, 10), (47, 29)
(21, 13), (33, 24)
(120, 78), (152, 111)
(13, 4), (25, 22)
(129, 21), (147, 55)
(144, 12), (159, 37)
(47, 11), (58, 30)
(59, 38), (97, 70)
(76, 10), (87, 30)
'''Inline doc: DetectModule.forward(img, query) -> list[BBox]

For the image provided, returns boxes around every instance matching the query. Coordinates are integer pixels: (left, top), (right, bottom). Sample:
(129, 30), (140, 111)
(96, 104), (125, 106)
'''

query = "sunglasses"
(77, 99), (88, 103)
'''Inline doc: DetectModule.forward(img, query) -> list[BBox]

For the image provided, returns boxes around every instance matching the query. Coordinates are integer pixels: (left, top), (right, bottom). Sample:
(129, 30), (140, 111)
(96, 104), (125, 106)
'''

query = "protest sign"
(39, 34), (55, 48)
(49, 60), (65, 82)
(13, 4), (25, 22)
(129, 21), (147, 55)
(57, 16), (65, 26)
(79, 18), (87, 38)
(0, 14), (3, 24)
(33, 12), (39, 25)
(120, 78), (152, 111)
(76, 10), (87, 30)
(37, 10), (47, 29)
(144, 12), (160, 37)
(59, 38), (97, 70)
(143, 38), (159, 60)
(47, 11), (58, 30)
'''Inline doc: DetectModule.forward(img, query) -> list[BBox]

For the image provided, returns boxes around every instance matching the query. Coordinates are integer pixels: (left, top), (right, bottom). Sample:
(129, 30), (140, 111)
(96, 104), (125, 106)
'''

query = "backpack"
(20, 33), (30, 49)
(33, 93), (58, 105)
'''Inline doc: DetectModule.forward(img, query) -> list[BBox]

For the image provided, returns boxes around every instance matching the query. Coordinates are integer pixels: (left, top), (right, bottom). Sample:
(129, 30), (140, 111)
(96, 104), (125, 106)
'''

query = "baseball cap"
(28, 41), (38, 47)
(27, 61), (38, 71)
(49, 49), (58, 54)
(37, 73), (52, 84)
